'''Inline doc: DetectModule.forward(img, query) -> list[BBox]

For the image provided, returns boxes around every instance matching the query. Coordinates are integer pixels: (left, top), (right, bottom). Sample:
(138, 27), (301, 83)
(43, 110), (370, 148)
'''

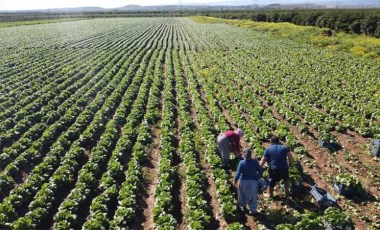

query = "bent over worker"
(217, 128), (244, 167)
(260, 135), (293, 197)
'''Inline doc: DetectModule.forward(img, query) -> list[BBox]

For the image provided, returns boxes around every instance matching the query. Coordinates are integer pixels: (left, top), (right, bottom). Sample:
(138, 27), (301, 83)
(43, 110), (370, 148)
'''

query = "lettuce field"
(0, 17), (380, 229)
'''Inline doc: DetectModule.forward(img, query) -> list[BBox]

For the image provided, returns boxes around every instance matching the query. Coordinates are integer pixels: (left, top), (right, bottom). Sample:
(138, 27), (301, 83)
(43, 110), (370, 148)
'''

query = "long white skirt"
(238, 180), (259, 212)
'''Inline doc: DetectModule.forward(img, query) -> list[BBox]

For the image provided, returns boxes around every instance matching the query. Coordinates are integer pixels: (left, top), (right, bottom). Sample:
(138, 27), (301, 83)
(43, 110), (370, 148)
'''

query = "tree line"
(203, 9), (380, 38)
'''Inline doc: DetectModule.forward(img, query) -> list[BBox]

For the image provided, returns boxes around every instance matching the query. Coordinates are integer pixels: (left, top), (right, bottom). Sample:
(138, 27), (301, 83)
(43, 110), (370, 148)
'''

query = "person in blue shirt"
(260, 135), (293, 198)
(234, 148), (263, 215)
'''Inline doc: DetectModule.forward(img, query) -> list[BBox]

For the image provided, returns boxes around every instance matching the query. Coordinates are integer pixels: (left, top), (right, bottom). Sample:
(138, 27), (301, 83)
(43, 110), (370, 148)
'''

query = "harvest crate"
(310, 185), (337, 208)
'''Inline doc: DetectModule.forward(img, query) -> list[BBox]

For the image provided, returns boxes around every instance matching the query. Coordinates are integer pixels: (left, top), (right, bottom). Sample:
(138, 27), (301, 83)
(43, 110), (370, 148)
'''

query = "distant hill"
(116, 5), (143, 11)
(3, 7), (105, 13)
(116, 4), (256, 11)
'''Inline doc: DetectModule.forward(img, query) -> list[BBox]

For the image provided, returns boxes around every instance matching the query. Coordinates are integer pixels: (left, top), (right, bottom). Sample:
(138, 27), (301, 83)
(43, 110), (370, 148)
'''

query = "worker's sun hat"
(235, 128), (244, 136)
(243, 148), (252, 159)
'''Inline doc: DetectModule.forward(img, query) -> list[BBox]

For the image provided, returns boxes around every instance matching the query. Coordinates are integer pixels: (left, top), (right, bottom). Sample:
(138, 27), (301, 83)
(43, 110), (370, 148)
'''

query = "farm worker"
(234, 148), (263, 215)
(260, 135), (293, 198)
(217, 128), (244, 167)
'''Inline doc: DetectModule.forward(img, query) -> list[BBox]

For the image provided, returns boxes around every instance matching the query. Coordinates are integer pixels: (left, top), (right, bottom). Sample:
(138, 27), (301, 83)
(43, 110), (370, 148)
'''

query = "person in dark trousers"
(217, 128), (244, 167)
(260, 135), (293, 197)
(234, 148), (263, 215)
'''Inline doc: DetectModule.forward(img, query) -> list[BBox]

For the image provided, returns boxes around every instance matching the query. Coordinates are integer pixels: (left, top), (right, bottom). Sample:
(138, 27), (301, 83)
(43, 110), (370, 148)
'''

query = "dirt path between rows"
(137, 127), (161, 230)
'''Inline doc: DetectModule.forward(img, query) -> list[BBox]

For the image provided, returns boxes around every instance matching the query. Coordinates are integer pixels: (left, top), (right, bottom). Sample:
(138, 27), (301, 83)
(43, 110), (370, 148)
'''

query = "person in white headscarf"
(234, 148), (263, 215)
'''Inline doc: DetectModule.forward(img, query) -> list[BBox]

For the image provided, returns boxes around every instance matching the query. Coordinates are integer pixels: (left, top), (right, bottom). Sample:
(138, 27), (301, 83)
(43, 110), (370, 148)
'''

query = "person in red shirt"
(217, 128), (244, 167)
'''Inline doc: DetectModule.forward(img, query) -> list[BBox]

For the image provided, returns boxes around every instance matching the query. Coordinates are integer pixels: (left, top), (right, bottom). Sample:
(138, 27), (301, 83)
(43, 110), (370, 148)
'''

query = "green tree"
(361, 16), (379, 36)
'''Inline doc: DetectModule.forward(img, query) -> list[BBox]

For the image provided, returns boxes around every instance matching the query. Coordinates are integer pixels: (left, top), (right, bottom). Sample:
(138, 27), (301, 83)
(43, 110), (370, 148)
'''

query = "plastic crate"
(310, 185), (336, 208)
(370, 139), (380, 157)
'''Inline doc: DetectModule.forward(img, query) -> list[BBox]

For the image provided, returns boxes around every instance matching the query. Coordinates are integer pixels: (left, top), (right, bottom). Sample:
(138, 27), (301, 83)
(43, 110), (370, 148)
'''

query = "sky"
(0, 0), (216, 10)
